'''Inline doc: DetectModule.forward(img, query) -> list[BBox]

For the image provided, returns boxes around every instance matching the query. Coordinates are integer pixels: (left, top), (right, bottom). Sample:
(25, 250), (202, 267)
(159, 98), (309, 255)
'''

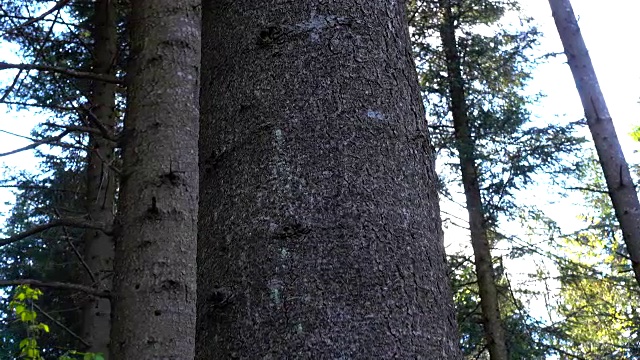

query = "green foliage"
(0, 1), (114, 355)
(0, 99), (86, 357)
(630, 126), (640, 142)
(551, 156), (640, 359)
(448, 254), (551, 359)
(410, 0), (585, 224)
(0, 153), (87, 356)
(9, 285), (48, 359)
(409, 0), (587, 357)
(8, 285), (104, 360)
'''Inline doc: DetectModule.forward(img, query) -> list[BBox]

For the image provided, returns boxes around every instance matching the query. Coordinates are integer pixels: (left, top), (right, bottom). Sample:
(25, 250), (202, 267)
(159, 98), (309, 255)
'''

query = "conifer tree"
(109, 0), (200, 357)
(0, 1), (123, 355)
(80, 0), (118, 356)
(548, 0), (640, 287)
(409, 0), (584, 357)
(198, 1), (461, 358)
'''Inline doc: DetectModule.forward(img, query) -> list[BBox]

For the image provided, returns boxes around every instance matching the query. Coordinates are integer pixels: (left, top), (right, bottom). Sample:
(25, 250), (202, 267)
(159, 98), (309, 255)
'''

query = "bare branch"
(79, 103), (119, 142)
(66, 233), (97, 283)
(33, 302), (91, 347)
(91, 144), (122, 175)
(0, 184), (79, 193)
(565, 186), (609, 194)
(1, 104), (120, 145)
(0, 128), (33, 141)
(0, 130), (71, 157)
(0, 218), (112, 247)
(1, 100), (77, 111)
(544, 344), (587, 360)
(43, 122), (107, 138)
(0, 8), (61, 102)
(0, 279), (110, 298)
(0, 128), (87, 155)
(6, 0), (71, 33)
(1, 13), (80, 28)
(0, 66), (24, 103)
(52, 208), (97, 284)
(0, 61), (122, 84)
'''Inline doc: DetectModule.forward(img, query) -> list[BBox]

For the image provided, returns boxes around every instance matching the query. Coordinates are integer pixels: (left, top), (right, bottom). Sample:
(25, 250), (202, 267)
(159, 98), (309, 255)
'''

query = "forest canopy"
(0, 0), (638, 359)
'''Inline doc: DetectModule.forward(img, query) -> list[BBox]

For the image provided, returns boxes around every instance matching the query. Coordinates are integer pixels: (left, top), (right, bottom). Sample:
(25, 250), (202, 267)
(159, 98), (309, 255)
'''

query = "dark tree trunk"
(438, 1), (508, 359)
(549, 0), (640, 287)
(110, 0), (200, 358)
(81, 0), (117, 356)
(197, 1), (461, 358)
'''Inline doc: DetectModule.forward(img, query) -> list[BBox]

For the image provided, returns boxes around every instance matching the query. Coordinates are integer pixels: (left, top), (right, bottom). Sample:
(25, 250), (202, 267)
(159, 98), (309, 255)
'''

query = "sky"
(517, 1), (639, 253)
(0, 0), (639, 354)
(438, 0), (640, 248)
(0, 42), (44, 218)
(1, 2), (637, 215)
(524, 0), (640, 149)
(438, 0), (640, 329)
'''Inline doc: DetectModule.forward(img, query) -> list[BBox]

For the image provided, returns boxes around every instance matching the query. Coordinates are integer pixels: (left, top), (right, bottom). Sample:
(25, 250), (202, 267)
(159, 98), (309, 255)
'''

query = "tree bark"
(197, 1), (461, 358)
(548, 0), (640, 287)
(109, 1), (200, 358)
(438, 1), (508, 359)
(81, 0), (117, 356)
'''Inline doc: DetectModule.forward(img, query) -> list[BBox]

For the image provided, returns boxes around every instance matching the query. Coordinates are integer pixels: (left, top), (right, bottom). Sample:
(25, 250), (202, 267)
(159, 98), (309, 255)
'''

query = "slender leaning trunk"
(110, 0), (200, 358)
(81, 0), (117, 356)
(197, 1), (461, 358)
(549, 0), (640, 287)
(438, 1), (508, 359)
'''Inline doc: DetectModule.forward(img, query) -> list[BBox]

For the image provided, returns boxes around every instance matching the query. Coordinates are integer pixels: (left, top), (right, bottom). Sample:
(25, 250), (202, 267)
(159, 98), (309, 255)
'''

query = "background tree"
(79, 0), (119, 357)
(409, 0), (584, 358)
(550, 155), (640, 359)
(0, 155), (88, 358)
(436, 0), (510, 357)
(548, 0), (640, 286)
(448, 253), (550, 359)
(0, 0), (125, 356)
(109, 0), (199, 357)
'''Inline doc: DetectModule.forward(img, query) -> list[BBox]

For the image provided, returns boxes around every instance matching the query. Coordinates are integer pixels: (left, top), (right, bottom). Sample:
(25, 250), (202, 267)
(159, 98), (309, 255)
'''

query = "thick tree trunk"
(110, 1), (200, 358)
(81, 0), (117, 356)
(549, 0), (640, 287)
(197, 1), (461, 358)
(438, 1), (508, 359)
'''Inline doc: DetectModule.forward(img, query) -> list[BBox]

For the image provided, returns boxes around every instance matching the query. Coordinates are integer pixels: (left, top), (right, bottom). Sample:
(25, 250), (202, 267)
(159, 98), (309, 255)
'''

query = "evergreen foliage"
(0, 0), (124, 355)
(551, 156), (640, 358)
(0, 0), (636, 358)
(409, 0), (587, 357)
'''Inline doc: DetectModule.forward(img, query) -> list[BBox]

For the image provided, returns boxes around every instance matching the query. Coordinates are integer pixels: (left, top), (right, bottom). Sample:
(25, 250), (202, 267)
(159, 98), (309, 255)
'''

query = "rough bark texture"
(81, 0), (117, 356)
(549, 0), (640, 287)
(110, 1), (200, 358)
(438, 1), (508, 359)
(198, 1), (461, 358)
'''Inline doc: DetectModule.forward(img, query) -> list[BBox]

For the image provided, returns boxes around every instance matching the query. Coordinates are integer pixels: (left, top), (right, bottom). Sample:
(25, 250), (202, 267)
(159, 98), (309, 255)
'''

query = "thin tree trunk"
(438, 1), (508, 359)
(197, 2), (461, 358)
(81, 0), (117, 356)
(109, 0), (200, 358)
(549, 0), (640, 287)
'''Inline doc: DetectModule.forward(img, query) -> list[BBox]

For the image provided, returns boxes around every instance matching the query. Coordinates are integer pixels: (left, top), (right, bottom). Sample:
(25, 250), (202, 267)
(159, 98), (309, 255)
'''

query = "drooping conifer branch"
(0, 278), (110, 298)
(5, 0), (71, 32)
(0, 218), (112, 247)
(0, 61), (122, 84)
